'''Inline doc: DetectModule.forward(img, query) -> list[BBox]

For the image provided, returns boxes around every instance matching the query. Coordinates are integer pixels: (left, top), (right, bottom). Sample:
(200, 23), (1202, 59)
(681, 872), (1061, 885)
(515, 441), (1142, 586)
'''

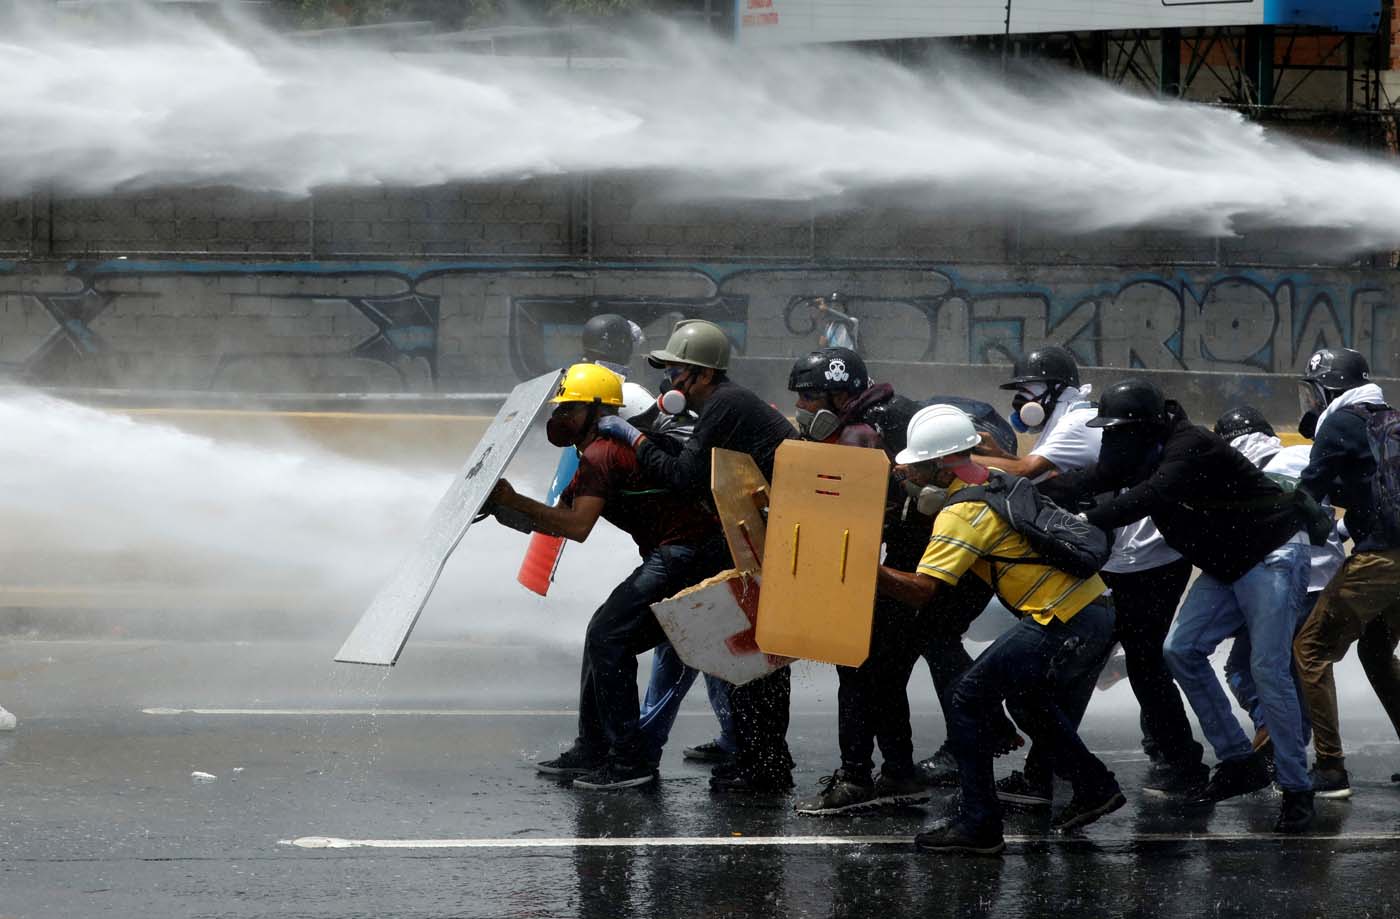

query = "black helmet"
(788, 348), (869, 394)
(1087, 378), (1166, 429)
(1214, 405), (1276, 441)
(1000, 346), (1081, 391)
(582, 313), (636, 365)
(1302, 348), (1369, 392)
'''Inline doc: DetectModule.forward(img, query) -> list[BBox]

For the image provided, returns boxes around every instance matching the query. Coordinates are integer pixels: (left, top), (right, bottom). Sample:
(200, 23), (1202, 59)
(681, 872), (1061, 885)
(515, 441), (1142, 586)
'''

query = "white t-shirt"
(1254, 442), (1346, 592)
(1028, 387), (1182, 575)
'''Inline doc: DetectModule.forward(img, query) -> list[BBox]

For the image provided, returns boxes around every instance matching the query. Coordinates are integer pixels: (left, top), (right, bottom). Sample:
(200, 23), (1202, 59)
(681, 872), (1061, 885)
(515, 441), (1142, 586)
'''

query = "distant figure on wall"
(787, 293), (859, 353)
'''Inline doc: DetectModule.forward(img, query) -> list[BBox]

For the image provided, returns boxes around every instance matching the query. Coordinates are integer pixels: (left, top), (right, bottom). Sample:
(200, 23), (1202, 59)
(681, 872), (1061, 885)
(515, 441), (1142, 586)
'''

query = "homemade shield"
(755, 440), (888, 667)
(651, 570), (788, 686)
(710, 447), (769, 574)
(335, 370), (562, 666)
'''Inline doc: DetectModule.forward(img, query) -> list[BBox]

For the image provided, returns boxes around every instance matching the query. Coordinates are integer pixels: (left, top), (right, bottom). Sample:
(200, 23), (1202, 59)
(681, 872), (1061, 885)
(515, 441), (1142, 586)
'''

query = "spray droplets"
(3, 7), (1400, 246)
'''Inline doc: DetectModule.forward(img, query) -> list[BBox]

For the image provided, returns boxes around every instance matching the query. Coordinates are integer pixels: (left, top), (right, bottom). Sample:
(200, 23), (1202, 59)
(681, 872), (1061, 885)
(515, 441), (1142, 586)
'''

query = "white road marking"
(283, 831), (1400, 850)
(142, 707), (583, 717)
(286, 835), (911, 849)
(142, 707), (835, 717)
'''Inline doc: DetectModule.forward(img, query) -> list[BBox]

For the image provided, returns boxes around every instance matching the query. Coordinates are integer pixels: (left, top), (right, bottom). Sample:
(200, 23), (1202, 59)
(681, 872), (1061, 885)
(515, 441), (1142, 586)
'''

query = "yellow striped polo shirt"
(917, 478), (1106, 626)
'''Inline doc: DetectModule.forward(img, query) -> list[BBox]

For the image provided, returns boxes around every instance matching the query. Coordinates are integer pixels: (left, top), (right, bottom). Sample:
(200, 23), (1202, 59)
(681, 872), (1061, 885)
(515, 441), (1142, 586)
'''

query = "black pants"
(835, 577), (1010, 778)
(1016, 601), (1116, 787)
(576, 538), (728, 767)
(922, 577), (998, 724)
(836, 596), (925, 778)
(1101, 557), (1203, 767)
(730, 667), (795, 778)
(952, 602), (1118, 831)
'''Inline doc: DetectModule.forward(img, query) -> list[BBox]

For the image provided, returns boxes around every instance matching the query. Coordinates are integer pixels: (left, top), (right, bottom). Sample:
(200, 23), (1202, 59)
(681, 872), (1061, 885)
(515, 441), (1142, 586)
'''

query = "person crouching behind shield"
(877, 405), (1122, 855)
(486, 362), (730, 790)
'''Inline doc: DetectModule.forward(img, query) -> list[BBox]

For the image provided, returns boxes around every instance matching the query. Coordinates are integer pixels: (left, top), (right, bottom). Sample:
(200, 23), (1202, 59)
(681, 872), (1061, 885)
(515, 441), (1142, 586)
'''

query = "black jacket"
(635, 379), (796, 492)
(1054, 402), (1301, 583)
(1300, 402), (1393, 552)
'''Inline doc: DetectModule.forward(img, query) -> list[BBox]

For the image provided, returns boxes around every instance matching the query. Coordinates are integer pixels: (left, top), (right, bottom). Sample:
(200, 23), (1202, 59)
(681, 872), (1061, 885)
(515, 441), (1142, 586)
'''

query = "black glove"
(479, 501), (537, 535)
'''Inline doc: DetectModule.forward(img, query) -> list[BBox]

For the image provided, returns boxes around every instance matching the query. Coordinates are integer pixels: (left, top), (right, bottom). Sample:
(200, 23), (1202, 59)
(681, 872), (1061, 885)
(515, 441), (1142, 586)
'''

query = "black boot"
(1275, 789), (1314, 834)
(1186, 752), (1270, 807)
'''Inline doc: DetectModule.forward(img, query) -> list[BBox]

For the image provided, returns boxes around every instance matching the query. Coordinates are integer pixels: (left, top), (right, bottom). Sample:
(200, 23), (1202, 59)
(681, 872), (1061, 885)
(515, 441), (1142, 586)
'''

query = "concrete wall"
(0, 176), (1396, 418)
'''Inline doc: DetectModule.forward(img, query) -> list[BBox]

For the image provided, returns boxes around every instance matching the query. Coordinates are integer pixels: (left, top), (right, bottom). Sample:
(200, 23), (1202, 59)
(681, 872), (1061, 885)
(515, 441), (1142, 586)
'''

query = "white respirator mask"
(1011, 382), (1052, 433)
(903, 479), (950, 517)
(658, 389), (687, 415)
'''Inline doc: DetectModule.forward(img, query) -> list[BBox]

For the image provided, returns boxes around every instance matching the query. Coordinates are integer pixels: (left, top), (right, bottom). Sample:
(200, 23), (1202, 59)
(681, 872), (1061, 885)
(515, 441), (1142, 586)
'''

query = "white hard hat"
(620, 381), (655, 421)
(896, 404), (980, 465)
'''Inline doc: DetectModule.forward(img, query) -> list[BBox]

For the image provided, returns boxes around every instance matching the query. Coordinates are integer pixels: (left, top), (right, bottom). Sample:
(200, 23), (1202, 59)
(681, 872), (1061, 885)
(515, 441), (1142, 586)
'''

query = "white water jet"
(2, 4), (1400, 244)
(0, 391), (636, 642)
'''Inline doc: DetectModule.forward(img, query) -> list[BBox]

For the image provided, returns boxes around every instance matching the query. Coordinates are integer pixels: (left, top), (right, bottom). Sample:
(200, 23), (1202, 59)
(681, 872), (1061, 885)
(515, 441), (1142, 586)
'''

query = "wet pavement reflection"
(4, 639), (1400, 917)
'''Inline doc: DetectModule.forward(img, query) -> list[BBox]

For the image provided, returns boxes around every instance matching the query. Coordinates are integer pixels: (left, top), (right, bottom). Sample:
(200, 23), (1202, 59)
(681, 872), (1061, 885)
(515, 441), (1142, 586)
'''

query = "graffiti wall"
(0, 259), (1395, 392)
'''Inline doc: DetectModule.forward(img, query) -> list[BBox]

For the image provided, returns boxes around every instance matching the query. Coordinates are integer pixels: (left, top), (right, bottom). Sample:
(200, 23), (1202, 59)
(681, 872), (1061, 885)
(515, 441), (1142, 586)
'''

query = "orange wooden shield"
(755, 440), (889, 667)
(710, 447), (770, 574)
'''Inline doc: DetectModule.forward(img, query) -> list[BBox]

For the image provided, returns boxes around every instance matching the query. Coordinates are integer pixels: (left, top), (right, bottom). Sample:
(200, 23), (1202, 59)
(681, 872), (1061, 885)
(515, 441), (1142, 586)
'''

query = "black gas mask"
(546, 401), (600, 448)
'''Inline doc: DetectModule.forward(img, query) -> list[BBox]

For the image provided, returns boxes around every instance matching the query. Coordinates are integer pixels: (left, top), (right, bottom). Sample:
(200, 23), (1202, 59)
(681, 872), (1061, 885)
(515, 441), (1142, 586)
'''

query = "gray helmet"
(647, 319), (731, 371)
(581, 313), (636, 365)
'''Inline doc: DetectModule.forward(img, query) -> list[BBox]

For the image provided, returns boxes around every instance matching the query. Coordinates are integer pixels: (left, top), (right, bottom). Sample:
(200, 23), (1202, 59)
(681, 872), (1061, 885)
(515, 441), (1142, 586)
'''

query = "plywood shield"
(335, 370), (562, 666)
(755, 440), (889, 667)
(652, 570), (789, 686)
(710, 448), (770, 573)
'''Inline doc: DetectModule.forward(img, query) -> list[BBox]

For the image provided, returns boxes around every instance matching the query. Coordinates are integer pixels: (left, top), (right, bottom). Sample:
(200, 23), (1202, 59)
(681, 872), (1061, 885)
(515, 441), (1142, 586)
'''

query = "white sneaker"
(0, 704), (16, 731)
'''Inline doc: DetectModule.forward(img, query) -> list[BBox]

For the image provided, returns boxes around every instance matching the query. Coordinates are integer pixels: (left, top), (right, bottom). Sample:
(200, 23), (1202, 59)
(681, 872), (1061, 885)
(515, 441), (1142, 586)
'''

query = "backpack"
(1349, 404), (1400, 546)
(865, 393), (1018, 458)
(944, 471), (1111, 579)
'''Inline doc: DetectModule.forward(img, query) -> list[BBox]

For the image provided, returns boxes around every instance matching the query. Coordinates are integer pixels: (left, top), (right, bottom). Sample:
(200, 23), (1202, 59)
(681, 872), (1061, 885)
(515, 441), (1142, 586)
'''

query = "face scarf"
(1097, 427), (1164, 489)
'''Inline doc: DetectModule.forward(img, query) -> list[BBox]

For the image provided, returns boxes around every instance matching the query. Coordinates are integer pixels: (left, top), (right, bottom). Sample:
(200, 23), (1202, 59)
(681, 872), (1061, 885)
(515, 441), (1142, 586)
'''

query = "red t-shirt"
(562, 439), (719, 556)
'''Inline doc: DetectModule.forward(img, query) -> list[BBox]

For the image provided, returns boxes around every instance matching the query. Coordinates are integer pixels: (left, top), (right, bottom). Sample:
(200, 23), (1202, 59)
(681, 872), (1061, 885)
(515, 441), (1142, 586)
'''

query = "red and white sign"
(652, 570), (790, 686)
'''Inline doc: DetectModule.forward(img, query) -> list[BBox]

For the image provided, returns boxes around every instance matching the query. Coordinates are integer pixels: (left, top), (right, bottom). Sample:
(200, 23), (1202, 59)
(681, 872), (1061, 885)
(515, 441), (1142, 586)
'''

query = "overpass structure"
(733, 0), (1392, 117)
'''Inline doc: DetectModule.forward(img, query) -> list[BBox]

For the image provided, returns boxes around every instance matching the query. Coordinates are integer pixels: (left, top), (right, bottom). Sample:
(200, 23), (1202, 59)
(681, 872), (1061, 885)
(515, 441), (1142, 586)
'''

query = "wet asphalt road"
(5, 638), (1400, 918)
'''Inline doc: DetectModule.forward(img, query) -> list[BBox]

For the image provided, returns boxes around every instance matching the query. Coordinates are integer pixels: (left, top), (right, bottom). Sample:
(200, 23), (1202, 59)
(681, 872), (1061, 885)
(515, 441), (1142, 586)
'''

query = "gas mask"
(546, 403), (598, 448)
(1297, 382), (1331, 439)
(651, 366), (697, 419)
(904, 479), (950, 516)
(1010, 383), (1053, 434)
(658, 389), (687, 415)
(795, 407), (841, 442)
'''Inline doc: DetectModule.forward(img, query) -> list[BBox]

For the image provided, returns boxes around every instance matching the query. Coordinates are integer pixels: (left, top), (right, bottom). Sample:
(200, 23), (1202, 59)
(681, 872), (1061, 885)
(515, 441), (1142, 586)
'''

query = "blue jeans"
(948, 602), (1117, 832)
(1225, 592), (1318, 745)
(638, 643), (736, 763)
(1163, 540), (1311, 792)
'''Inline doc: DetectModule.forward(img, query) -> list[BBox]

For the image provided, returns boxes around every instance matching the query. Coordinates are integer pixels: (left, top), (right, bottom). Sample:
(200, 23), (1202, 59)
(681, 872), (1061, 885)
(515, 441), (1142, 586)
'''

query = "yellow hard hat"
(552, 363), (625, 406)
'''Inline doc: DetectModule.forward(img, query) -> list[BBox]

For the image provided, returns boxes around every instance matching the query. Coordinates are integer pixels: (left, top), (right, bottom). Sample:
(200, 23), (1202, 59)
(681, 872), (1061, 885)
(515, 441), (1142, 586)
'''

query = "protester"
(1054, 379), (1320, 833)
(1292, 348), (1400, 798)
(979, 347), (1204, 802)
(878, 405), (1121, 854)
(487, 362), (729, 790)
(786, 348), (961, 814)
(594, 319), (798, 793)
(573, 314), (739, 769)
(1214, 405), (1345, 788)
